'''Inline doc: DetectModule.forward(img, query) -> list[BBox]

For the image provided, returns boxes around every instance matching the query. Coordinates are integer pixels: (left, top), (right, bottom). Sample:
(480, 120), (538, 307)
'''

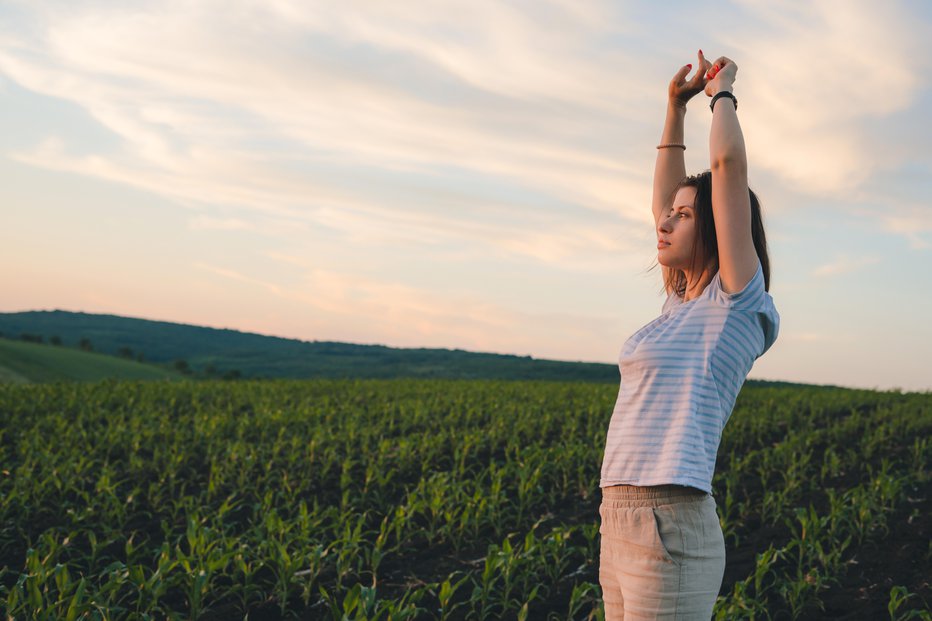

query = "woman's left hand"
(704, 56), (738, 97)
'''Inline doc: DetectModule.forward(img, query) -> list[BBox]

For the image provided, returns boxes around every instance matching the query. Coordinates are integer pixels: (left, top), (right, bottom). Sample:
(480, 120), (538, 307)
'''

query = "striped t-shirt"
(600, 259), (779, 494)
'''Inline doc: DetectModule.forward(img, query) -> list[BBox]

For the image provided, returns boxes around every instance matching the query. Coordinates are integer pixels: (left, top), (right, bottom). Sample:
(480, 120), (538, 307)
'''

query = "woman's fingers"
(674, 62), (692, 83)
(669, 62), (695, 104)
(706, 56), (734, 79)
(697, 50), (711, 77)
(670, 50), (720, 103)
(705, 56), (723, 78)
(702, 55), (737, 97)
(693, 50), (713, 85)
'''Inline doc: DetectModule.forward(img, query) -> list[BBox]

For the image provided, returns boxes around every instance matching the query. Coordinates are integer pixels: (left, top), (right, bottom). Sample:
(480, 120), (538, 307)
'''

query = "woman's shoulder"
(706, 259), (768, 310)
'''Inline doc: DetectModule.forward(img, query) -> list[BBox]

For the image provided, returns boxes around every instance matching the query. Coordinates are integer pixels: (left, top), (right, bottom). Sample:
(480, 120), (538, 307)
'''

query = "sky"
(1, 1), (931, 393)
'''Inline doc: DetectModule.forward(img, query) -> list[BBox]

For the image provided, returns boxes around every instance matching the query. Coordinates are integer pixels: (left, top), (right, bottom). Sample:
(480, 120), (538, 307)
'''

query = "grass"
(0, 338), (184, 383)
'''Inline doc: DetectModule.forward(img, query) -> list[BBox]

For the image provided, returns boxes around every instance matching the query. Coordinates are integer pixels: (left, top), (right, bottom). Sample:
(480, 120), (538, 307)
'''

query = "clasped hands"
(669, 49), (737, 109)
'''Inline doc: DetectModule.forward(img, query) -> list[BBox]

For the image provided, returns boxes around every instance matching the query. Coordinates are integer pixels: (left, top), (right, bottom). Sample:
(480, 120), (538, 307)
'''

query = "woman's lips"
(657, 242), (670, 249)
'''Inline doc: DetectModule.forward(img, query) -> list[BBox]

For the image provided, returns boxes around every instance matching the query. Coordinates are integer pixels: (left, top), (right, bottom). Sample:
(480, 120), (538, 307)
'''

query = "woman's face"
(657, 185), (700, 271)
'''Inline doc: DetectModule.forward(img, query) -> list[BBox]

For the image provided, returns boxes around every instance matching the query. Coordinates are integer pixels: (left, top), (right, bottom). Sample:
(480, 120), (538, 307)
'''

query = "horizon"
(2, 1), (931, 392)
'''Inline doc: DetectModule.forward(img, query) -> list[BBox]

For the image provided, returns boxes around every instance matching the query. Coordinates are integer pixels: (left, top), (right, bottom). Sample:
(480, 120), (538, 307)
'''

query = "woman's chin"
(658, 257), (683, 270)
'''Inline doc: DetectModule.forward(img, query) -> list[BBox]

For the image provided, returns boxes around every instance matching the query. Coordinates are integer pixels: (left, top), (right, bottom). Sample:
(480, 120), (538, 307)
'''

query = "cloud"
(197, 256), (620, 358)
(726, 0), (926, 194)
(187, 216), (255, 232)
(0, 1), (662, 269)
(877, 205), (932, 250)
(812, 254), (881, 278)
(194, 262), (283, 295)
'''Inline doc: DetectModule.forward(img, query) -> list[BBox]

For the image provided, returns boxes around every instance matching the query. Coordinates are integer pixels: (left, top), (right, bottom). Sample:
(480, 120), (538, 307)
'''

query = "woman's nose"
(658, 216), (672, 233)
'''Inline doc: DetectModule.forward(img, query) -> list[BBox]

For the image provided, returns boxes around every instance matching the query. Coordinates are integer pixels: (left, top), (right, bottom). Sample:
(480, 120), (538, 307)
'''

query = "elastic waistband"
(600, 484), (709, 507)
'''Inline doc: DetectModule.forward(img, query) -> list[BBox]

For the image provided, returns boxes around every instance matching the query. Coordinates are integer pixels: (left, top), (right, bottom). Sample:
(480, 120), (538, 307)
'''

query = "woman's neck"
(681, 264), (716, 302)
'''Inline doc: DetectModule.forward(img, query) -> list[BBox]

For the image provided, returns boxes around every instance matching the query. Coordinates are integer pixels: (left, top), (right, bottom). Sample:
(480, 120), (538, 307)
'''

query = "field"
(0, 339), (184, 384)
(0, 378), (929, 620)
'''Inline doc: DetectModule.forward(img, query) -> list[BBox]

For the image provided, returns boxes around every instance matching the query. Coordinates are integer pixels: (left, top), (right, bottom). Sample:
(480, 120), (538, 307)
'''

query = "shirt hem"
(599, 477), (712, 495)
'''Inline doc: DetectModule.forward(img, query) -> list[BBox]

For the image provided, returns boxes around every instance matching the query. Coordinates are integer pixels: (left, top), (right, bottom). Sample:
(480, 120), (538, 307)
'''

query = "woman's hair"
(657, 170), (771, 297)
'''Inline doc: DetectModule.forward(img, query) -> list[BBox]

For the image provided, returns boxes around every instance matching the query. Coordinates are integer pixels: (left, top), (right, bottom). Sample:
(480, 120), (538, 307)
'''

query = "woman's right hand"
(668, 49), (713, 109)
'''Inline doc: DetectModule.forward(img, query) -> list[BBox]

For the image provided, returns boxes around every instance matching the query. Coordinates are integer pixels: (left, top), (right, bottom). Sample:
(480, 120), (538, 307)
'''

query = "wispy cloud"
(0, 0), (652, 254)
(727, 0), (927, 194)
(812, 254), (881, 278)
(197, 256), (620, 358)
(4, 1), (925, 265)
(877, 205), (932, 250)
(194, 262), (283, 295)
(188, 216), (256, 232)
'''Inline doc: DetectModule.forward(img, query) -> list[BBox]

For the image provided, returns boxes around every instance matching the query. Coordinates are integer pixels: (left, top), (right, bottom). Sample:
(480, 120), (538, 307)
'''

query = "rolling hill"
(0, 337), (185, 383)
(0, 309), (620, 382)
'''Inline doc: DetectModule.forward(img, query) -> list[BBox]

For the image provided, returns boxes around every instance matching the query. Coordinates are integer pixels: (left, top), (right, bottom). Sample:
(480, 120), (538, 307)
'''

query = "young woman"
(598, 51), (780, 619)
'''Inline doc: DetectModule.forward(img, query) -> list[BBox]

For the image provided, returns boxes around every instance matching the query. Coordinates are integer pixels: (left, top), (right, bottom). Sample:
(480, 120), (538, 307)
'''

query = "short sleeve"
(709, 260), (766, 311)
(758, 300), (780, 356)
(709, 259), (780, 357)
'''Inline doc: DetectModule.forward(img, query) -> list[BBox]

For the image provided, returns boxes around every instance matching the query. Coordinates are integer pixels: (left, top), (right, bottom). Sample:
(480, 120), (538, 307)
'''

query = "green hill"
(0, 337), (184, 383)
(0, 309), (623, 382)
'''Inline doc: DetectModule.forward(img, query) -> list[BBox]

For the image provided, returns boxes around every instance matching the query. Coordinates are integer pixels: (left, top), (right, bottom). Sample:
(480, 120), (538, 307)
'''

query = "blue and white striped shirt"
(600, 259), (780, 494)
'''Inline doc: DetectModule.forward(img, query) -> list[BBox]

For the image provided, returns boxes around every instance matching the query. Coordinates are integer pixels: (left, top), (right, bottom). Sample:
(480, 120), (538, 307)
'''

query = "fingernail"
(699, 49), (703, 55)
(686, 64), (692, 69)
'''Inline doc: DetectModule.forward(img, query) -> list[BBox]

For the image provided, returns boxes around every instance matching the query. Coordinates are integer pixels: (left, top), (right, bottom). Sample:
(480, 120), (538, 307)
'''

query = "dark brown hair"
(656, 170), (771, 297)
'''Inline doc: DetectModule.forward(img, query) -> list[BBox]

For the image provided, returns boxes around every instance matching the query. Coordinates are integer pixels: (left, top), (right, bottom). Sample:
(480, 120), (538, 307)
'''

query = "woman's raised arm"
(651, 50), (712, 227)
(705, 56), (759, 295)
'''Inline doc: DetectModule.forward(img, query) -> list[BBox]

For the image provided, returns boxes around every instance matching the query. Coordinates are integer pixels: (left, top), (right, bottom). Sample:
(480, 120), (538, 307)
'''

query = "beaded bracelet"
(656, 143), (686, 150)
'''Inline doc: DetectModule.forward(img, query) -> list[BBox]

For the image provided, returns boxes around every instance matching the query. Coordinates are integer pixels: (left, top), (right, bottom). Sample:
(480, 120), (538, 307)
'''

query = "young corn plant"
(333, 511), (369, 589)
(469, 547), (503, 621)
(560, 581), (602, 621)
(713, 544), (782, 620)
(432, 572), (470, 621)
(318, 583), (382, 621)
(717, 467), (745, 546)
(532, 526), (574, 585)
(887, 585), (932, 621)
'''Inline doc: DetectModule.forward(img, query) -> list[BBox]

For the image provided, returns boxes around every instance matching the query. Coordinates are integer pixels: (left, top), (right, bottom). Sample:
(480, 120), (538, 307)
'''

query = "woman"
(598, 51), (780, 619)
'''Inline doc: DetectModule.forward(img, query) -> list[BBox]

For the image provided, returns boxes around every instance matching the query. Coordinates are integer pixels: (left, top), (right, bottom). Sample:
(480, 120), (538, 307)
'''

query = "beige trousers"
(598, 484), (726, 620)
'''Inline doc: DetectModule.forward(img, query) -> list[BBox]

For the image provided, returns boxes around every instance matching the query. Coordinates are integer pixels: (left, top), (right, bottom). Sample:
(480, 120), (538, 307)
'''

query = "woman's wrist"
(709, 82), (735, 97)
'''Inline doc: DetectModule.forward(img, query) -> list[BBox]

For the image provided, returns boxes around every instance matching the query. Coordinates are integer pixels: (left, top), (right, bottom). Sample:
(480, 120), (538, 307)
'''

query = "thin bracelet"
(657, 143), (686, 150)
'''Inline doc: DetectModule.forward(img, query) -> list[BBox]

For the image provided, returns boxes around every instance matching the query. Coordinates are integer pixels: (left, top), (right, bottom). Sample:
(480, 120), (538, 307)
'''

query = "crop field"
(0, 378), (929, 620)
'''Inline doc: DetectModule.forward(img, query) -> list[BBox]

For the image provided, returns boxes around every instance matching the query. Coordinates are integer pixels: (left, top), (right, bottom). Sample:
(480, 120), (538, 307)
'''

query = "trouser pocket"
(651, 505), (683, 566)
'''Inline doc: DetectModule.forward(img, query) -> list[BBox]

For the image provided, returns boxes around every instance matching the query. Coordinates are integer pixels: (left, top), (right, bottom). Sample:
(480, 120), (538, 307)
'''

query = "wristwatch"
(710, 91), (737, 112)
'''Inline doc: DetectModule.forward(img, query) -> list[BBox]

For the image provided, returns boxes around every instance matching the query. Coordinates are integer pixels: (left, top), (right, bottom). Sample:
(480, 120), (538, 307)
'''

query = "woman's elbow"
(711, 153), (747, 173)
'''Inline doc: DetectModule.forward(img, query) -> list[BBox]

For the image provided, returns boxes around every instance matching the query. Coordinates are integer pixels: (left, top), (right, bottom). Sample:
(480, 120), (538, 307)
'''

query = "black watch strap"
(710, 91), (737, 112)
